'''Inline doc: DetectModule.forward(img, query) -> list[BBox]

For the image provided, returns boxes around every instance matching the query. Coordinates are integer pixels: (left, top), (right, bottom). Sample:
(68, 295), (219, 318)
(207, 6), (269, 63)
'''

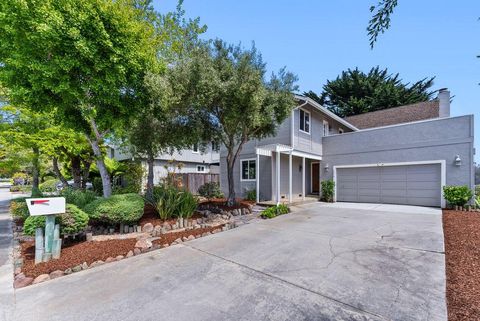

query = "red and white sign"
(26, 197), (66, 216)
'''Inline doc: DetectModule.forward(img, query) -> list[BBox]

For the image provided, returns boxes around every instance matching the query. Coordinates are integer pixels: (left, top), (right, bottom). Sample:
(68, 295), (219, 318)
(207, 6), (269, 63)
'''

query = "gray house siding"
(321, 115), (475, 191)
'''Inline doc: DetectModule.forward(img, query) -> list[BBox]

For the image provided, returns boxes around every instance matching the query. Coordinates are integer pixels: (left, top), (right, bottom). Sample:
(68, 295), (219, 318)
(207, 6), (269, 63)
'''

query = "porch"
(255, 144), (323, 205)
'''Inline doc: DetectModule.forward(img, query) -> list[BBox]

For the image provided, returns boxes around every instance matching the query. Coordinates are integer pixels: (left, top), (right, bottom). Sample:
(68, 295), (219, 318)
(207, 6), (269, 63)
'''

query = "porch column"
(302, 157), (305, 201)
(256, 153), (260, 203)
(288, 152), (292, 203)
(276, 151), (281, 205)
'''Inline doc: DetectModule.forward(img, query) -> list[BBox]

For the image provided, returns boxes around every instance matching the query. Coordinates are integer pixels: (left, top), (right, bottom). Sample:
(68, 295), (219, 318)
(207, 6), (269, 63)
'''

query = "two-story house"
(220, 89), (475, 208)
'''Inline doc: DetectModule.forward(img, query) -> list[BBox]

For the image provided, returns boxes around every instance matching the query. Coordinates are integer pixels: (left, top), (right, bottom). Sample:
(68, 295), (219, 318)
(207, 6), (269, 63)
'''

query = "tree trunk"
(226, 153), (236, 206)
(31, 146), (41, 196)
(71, 156), (82, 189)
(88, 118), (112, 198)
(52, 157), (69, 188)
(81, 160), (91, 190)
(145, 153), (155, 201)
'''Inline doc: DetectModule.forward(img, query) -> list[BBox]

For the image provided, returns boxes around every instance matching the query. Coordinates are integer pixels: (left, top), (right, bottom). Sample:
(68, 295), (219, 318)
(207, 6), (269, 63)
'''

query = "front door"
(311, 162), (319, 194)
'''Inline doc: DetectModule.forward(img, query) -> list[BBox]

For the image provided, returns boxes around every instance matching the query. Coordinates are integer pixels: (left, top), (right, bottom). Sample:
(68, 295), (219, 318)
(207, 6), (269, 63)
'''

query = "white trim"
(288, 152), (293, 203)
(240, 158), (256, 182)
(196, 165), (206, 173)
(299, 108), (311, 135)
(322, 120), (329, 137)
(302, 157), (306, 200)
(276, 151), (281, 205)
(294, 95), (358, 131)
(333, 160), (447, 208)
(291, 150), (322, 161)
(256, 154), (260, 203)
(310, 162), (320, 194)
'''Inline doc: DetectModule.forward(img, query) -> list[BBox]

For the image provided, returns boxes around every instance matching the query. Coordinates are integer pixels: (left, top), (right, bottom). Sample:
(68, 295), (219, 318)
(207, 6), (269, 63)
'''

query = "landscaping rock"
(162, 222), (171, 230)
(72, 265), (82, 273)
(89, 260), (104, 268)
(135, 238), (152, 250)
(116, 255), (124, 261)
(187, 235), (195, 241)
(14, 276), (33, 289)
(126, 250), (134, 258)
(133, 248), (141, 255)
(173, 238), (182, 244)
(14, 273), (25, 281)
(162, 243), (169, 248)
(14, 267), (22, 275)
(182, 236), (188, 242)
(123, 225), (130, 233)
(154, 225), (162, 235)
(81, 262), (89, 270)
(105, 257), (115, 263)
(32, 274), (50, 284)
(64, 268), (72, 275)
(142, 223), (154, 233)
(86, 232), (93, 242)
(128, 226), (134, 233)
(49, 270), (65, 279)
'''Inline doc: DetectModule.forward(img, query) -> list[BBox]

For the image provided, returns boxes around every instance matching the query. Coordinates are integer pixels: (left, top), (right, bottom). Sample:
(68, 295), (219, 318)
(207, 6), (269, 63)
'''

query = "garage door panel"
(336, 164), (441, 207)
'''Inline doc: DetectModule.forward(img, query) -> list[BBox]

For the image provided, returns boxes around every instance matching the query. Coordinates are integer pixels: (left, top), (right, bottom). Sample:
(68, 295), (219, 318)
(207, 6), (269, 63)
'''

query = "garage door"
(336, 164), (441, 207)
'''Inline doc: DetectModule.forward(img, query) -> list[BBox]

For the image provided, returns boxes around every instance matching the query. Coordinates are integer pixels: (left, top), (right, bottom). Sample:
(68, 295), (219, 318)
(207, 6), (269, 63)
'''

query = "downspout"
(291, 100), (308, 149)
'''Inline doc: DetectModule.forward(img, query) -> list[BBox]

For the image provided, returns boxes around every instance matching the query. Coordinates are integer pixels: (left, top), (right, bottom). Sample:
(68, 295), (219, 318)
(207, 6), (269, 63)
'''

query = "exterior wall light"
(324, 163), (329, 172)
(454, 155), (462, 166)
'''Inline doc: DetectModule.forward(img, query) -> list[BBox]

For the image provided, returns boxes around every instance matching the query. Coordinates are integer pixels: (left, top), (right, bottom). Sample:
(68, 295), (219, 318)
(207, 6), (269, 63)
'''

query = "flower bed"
(443, 210), (480, 321)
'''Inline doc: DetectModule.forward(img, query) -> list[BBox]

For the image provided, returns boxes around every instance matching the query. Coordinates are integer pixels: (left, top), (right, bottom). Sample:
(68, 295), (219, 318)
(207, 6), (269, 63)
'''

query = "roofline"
(294, 95), (359, 131)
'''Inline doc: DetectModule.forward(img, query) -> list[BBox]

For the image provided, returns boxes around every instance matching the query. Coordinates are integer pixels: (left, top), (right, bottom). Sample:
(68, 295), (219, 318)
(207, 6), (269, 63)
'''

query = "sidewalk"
(0, 184), (14, 321)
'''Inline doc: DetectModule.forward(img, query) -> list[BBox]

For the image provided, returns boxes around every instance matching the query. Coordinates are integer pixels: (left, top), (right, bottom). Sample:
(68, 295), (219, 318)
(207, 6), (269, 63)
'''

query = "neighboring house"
(110, 143), (220, 186)
(220, 89), (475, 208)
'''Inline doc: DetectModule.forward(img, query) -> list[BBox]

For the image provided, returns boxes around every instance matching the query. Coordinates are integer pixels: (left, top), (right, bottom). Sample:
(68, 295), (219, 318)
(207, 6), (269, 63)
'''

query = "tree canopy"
(303, 66), (435, 118)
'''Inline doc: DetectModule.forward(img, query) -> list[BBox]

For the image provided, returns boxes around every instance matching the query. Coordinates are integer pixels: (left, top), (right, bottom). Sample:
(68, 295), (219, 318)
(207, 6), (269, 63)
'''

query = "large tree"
(304, 66), (435, 117)
(175, 40), (298, 205)
(0, 0), (159, 197)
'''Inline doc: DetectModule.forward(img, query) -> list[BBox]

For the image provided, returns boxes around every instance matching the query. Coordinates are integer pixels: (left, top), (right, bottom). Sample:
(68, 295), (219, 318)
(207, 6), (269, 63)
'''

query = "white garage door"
(336, 164), (441, 207)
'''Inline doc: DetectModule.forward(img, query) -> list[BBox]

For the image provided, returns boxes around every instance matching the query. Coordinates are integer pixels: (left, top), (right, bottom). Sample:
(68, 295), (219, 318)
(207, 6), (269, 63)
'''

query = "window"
(299, 109), (310, 133)
(197, 165), (205, 172)
(211, 141), (219, 152)
(241, 159), (256, 181)
(323, 120), (329, 137)
(192, 143), (199, 153)
(339, 128), (344, 134)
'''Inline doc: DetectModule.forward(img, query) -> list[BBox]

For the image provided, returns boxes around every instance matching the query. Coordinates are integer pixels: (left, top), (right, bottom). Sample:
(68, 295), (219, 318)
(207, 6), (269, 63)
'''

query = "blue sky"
(154, 0), (479, 162)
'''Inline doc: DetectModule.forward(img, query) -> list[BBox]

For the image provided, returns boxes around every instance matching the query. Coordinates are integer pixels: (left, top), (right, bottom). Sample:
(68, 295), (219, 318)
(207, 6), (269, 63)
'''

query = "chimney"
(437, 88), (450, 118)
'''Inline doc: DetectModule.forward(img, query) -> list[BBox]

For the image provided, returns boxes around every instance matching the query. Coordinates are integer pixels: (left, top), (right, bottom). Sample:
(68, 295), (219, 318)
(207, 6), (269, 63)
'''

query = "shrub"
(443, 185), (473, 207)
(261, 204), (289, 219)
(176, 190), (198, 219)
(84, 193), (144, 225)
(147, 185), (198, 220)
(198, 182), (223, 199)
(92, 177), (103, 196)
(39, 179), (59, 193)
(9, 185), (32, 193)
(321, 180), (335, 202)
(475, 185), (480, 197)
(10, 198), (29, 221)
(23, 204), (89, 236)
(60, 187), (98, 209)
(244, 189), (256, 201)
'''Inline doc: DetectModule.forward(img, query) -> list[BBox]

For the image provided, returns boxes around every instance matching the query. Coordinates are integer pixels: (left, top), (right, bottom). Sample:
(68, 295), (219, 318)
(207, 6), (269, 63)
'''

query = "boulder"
(116, 255), (124, 261)
(126, 250), (134, 258)
(173, 238), (182, 244)
(72, 265), (82, 273)
(133, 248), (141, 255)
(14, 276), (33, 289)
(154, 225), (162, 235)
(89, 260), (105, 268)
(162, 222), (171, 230)
(162, 243), (169, 248)
(142, 223), (154, 233)
(32, 274), (50, 284)
(64, 268), (73, 275)
(181, 236), (188, 242)
(187, 235), (195, 241)
(49, 270), (65, 279)
(14, 267), (22, 275)
(105, 257), (115, 263)
(14, 273), (25, 281)
(135, 238), (152, 250)
(81, 262), (89, 270)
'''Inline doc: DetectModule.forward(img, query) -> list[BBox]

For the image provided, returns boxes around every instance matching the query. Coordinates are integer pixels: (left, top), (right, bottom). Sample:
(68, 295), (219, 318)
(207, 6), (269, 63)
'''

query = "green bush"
(475, 185), (480, 197)
(84, 193), (144, 225)
(198, 182), (223, 199)
(92, 177), (103, 196)
(39, 179), (59, 193)
(10, 198), (29, 221)
(23, 204), (89, 236)
(261, 204), (289, 219)
(244, 189), (256, 201)
(321, 180), (335, 202)
(443, 185), (473, 207)
(60, 187), (98, 209)
(9, 185), (32, 193)
(147, 185), (198, 220)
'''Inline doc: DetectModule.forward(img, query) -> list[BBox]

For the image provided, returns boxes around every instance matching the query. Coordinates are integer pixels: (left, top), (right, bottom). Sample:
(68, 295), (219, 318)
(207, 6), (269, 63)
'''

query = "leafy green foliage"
(367, 0), (398, 48)
(84, 194), (144, 225)
(245, 189), (256, 201)
(443, 186), (473, 207)
(60, 187), (98, 210)
(305, 67), (435, 118)
(39, 179), (58, 193)
(321, 180), (335, 203)
(261, 204), (289, 219)
(198, 182), (223, 199)
(146, 185), (198, 220)
(10, 198), (29, 221)
(9, 185), (32, 193)
(23, 204), (89, 236)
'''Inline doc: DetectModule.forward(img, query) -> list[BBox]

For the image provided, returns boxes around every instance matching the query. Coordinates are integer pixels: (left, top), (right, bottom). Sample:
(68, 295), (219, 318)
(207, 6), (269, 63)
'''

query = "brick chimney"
(437, 88), (450, 118)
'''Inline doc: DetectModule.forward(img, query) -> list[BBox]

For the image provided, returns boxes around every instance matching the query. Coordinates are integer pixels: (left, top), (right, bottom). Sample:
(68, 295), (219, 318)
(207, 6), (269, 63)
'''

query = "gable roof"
(344, 100), (440, 129)
(294, 95), (358, 131)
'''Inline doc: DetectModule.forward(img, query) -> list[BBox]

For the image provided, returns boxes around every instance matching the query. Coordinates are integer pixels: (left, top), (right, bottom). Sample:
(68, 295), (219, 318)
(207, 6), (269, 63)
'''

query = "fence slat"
(181, 173), (219, 194)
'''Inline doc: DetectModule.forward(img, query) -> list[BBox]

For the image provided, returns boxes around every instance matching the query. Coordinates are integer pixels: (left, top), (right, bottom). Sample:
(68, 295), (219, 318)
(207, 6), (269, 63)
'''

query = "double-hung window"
(192, 143), (199, 153)
(241, 159), (256, 181)
(197, 165), (205, 172)
(323, 120), (329, 137)
(299, 109), (310, 134)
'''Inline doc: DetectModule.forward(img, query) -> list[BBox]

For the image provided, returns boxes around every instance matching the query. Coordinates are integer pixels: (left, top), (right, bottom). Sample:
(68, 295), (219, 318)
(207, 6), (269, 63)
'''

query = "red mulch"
(20, 225), (224, 279)
(443, 210), (480, 321)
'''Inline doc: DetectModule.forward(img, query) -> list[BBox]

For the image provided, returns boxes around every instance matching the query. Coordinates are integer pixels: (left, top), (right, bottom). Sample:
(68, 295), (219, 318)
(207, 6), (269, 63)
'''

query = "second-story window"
(299, 109), (310, 133)
(211, 141), (219, 152)
(323, 120), (329, 136)
(192, 143), (199, 153)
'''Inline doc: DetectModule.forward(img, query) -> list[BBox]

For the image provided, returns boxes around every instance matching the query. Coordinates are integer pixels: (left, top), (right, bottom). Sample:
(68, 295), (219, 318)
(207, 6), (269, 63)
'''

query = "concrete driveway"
(12, 202), (446, 321)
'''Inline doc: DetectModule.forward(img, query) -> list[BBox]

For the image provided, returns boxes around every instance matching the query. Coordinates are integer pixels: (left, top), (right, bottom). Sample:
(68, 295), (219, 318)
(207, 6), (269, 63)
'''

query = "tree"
(367, 0), (398, 48)
(0, 0), (160, 197)
(304, 67), (435, 118)
(175, 40), (298, 205)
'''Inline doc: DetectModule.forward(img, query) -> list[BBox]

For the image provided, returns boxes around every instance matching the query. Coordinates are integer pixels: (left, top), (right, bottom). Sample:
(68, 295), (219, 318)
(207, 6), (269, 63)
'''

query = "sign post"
(26, 197), (66, 264)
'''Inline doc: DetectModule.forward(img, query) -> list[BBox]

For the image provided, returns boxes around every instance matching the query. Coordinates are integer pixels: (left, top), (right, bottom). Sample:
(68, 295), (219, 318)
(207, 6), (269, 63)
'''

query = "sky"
(154, 0), (480, 162)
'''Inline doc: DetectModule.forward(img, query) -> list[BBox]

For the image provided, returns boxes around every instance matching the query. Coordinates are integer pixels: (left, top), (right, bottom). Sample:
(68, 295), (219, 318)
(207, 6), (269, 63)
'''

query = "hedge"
(83, 193), (144, 225)
(23, 204), (89, 236)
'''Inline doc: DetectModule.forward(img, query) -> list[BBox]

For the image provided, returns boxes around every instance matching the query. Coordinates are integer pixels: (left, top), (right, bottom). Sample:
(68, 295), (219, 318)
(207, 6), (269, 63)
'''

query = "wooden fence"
(181, 173), (219, 194)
